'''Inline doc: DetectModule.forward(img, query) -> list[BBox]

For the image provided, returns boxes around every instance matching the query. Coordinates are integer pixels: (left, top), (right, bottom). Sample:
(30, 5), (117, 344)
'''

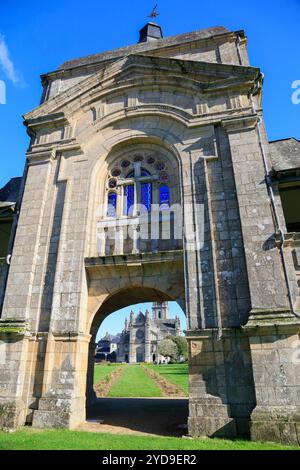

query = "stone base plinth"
(186, 328), (256, 440)
(32, 397), (85, 429)
(251, 406), (300, 445)
(0, 399), (26, 429)
(188, 418), (237, 439)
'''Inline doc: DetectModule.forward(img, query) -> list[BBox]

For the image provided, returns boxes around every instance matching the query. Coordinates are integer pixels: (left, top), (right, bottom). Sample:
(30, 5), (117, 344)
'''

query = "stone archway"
(85, 282), (187, 436)
(86, 262), (185, 406)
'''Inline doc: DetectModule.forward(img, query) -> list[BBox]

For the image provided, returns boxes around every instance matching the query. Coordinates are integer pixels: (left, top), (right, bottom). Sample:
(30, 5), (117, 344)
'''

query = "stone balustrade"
(96, 213), (183, 256)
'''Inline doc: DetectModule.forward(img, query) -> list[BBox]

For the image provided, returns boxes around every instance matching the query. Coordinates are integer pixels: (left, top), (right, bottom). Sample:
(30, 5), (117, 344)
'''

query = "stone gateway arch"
(0, 23), (300, 445)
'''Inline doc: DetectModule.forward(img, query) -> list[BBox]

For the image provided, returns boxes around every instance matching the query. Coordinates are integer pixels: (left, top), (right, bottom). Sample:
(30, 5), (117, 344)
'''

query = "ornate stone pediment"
(24, 54), (260, 128)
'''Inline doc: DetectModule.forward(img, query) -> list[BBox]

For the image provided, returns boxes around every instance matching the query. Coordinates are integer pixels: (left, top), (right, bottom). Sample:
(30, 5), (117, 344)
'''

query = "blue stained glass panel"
(124, 184), (135, 215)
(160, 185), (170, 209)
(107, 192), (117, 217)
(141, 182), (152, 212)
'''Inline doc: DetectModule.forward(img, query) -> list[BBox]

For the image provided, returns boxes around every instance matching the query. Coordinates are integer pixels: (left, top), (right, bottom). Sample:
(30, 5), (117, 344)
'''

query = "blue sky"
(1, 0), (299, 337)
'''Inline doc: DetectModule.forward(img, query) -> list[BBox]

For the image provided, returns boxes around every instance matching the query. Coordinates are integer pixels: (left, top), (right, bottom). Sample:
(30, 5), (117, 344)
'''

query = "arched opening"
(90, 138), (183, 258)
(85, 287), (188, 437)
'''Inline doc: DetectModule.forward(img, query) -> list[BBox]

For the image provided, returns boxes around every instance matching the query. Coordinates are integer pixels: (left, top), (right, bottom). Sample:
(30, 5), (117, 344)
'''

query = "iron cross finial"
(148, 4), (159, 19)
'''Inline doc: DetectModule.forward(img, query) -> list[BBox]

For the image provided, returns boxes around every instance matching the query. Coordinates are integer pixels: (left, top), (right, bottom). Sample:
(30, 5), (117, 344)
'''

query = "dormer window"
(279, 184), (300, 232)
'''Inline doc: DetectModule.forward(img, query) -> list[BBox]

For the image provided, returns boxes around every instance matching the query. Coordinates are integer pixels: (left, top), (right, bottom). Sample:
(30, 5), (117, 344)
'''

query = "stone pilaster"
(0, 321), (31, 428)
(244, 311), (300, 445)
(32, 332), (90, 429)
(222, 116), (290, 313)
(187, 329), (256, 439)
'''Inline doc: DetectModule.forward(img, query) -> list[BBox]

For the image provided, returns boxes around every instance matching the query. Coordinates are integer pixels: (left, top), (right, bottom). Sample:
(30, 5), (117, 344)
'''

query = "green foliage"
(0, 429), (298, 450)
(0, 327), (24, 334)
(158, 338), (178, 361)
(166, 336), (188, 361)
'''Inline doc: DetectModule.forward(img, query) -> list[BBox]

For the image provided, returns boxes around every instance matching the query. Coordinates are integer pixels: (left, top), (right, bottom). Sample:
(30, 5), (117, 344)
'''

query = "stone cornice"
(25, 54), (260, 122)
(243, 308), (300, 335)
(85, 249), (184, 269)
(24, 112), (67, 130)
(275, 232), (300, 248)
(26, 139), (82, 164)
(221, 113), (258, 133)
(51, 331), (92, 342)
(93, 105), (254, 133)
(0, 319), (29, 337)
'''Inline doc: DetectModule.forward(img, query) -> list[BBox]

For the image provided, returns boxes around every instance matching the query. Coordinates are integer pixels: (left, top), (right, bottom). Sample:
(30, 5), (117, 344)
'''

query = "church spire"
(145, 309), (150, 325)
(129, 309), (135, 326)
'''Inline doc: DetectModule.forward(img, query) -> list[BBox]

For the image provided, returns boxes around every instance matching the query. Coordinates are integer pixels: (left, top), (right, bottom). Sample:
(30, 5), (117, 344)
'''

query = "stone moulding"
(51, 331), (91, 343)
(276, 232), (300, 248)
(0, 319), (28, 336)
(85, 249), (184, 267)
(243, 308), (300, 335)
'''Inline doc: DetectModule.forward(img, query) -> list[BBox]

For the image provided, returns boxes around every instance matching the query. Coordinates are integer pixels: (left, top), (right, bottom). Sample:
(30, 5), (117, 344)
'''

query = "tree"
(158, 338), (178, 361)
(166, 335), (188, 361)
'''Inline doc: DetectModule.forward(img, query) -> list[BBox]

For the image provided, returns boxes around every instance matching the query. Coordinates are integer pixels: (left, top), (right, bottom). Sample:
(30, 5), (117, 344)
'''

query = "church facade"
(113, 302), (181, 363)
(0, 21), (300, 444)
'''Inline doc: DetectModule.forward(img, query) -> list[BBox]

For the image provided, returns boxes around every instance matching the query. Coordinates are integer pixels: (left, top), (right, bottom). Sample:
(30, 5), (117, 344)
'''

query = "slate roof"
(98, 333), (121, 344)
(269, 138), (300, 172)
(58, 26), (230, 72)
(0, 178), (22, 205)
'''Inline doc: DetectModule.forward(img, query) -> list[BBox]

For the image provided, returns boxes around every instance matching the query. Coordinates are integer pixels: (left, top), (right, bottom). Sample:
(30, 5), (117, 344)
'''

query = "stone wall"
(0, 25), (299, 445)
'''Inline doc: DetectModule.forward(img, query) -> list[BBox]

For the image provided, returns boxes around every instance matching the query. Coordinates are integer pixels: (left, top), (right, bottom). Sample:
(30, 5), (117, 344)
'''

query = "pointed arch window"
(141, 181), (152, 212)
(124, 168), (153, 215)
(123, 184), (135, 216)
(107, 192), (117, 217)
(159, 184), (170, 210)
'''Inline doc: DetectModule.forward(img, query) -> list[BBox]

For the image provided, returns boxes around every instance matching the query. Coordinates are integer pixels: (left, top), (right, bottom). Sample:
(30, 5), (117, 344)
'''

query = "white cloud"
(0, 34), (21, 85)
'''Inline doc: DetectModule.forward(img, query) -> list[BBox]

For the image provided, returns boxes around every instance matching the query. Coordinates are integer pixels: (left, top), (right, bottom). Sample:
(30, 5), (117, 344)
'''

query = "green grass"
(108, 365), (162, 397)
(93, 363), (123, 385)
(0, 428), (298, 450)
(146, 363), (189, 395)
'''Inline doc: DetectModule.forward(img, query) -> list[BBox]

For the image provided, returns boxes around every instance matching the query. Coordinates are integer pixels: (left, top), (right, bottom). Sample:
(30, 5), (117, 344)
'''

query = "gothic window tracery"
(105, 152), (171, 218)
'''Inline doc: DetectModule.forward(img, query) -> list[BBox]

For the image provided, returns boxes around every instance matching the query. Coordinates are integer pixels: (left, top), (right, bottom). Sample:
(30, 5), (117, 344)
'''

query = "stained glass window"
(111, 168), (121, 177)
(155, 161), (165, 171)
(160, 184), (170, 209)
(121, 160), (130, 168)
(141, 182), (152, 212)
(124, 168), (152, 214)
(107, 192), (117, 217)
(108, 178), (117, 188)
(124, 184), (135, 216)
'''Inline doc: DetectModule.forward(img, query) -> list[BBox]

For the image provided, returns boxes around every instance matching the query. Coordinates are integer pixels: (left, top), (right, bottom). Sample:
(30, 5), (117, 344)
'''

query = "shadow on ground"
(85, 398), (189, 437)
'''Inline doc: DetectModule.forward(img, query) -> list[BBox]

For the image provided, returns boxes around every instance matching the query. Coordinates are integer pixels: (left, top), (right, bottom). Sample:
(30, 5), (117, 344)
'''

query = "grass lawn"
(146, 363), (189, 395)
(93, 363), (123, 384)
(108, 365), (162, 397)
(0, 428), (298, 450)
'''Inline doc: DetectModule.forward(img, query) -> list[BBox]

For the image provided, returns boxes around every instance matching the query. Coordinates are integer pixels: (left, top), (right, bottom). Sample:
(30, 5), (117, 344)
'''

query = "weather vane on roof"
(148, 4), (159, 19)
